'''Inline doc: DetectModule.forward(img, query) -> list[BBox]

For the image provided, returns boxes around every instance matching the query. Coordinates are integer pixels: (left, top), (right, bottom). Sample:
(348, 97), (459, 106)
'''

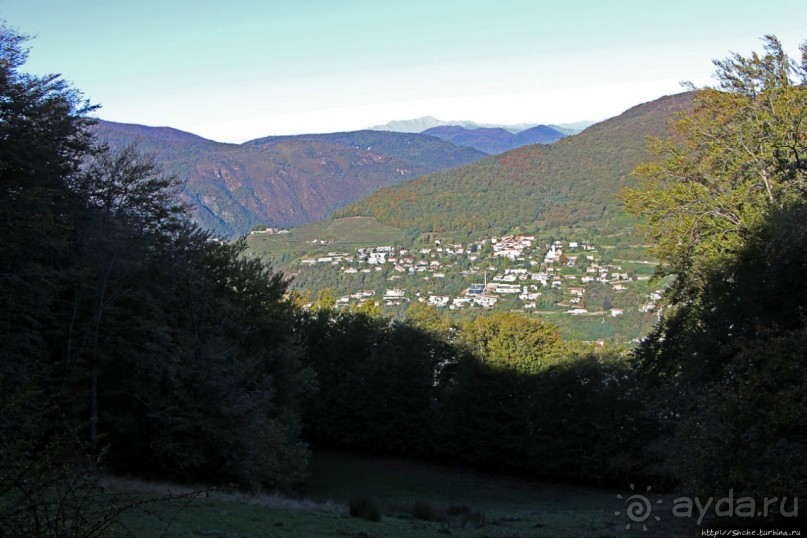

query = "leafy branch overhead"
(622, 35), (807, 301)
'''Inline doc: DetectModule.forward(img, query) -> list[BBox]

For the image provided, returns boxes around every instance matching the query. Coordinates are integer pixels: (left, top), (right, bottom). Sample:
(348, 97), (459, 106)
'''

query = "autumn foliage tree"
(623, 35), (807, 302)
(624, 36), (807, 502)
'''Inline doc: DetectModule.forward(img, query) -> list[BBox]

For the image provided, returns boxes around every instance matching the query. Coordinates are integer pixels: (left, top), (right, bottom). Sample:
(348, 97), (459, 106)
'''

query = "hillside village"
(292, 234), (665, 319)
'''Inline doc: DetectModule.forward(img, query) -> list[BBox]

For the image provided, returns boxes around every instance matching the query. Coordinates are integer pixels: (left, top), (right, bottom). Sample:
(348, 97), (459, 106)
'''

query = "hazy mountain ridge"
(337, 92), (695, 236)
(245, 130), (487, 168)
(422, 124), (566, 154)
(421, 126), (514, 154)
(512, 125), (568, 146)
(369, 116), (593, 134)
(93, 122), (487, 237)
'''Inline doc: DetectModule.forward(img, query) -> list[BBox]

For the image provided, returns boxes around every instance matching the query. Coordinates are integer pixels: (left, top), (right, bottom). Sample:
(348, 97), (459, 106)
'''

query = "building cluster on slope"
(301, 235), (663, 314)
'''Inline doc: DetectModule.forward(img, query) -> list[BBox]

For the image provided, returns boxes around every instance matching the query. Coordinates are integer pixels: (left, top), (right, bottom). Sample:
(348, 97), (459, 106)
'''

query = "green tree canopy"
(626, 36), (807, 501)
(458, 312), (563, 373)
(0, 21), (313, 506)
(623, 35), (807, 302)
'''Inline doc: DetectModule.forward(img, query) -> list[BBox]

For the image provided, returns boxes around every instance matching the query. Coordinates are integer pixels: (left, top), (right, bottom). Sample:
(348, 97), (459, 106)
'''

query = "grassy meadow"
(113, 451), (697, 537)
(246, 217), (406, 261)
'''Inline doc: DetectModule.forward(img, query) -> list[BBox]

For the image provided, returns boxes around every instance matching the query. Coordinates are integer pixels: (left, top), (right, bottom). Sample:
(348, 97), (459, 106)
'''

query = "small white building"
(367, 252), (387, 264)
(492, 284), (521, 294)
(473, 295), (498, 308)
(384, 288), (406, 299)
(451, 297), (473, 309)
(544, 245), (563, 263)
(428, 295), (450, 308)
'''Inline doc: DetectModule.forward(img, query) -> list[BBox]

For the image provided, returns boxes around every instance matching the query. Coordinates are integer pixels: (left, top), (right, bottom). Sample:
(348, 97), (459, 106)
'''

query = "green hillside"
(246, 216), (405, 263)
(337, 92), (694, 238)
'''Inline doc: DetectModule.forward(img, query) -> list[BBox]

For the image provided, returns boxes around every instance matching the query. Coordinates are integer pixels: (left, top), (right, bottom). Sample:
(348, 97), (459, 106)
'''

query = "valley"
(4, 8), (805, 536)
(242, 93), (695, 343)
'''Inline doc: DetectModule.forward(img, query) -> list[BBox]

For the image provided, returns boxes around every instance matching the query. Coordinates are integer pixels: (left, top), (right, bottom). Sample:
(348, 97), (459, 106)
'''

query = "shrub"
(446, 504), (470, 517)
(412, 500), (439, 522)
(348, 496), (381, 522)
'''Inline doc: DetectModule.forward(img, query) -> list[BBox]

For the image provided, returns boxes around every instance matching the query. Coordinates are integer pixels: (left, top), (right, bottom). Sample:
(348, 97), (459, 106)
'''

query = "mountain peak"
(368, 117), (592, 135)
(368, 117), (450, 133)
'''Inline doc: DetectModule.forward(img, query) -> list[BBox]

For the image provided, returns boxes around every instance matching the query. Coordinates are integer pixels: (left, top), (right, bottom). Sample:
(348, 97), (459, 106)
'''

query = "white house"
(519, 291), (541, 301)
(451, 297), (473, 309)
(428, 295), (450, 308)
(493, 284), (521, 294)
(367, 252), (387, 264)
(473, 295), (498, 308)
(384, 289), (406, 299)
(544, 245), (562, 263)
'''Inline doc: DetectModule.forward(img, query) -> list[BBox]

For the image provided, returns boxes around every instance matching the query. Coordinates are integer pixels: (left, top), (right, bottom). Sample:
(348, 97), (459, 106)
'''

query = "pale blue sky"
(2, 0), (805, 142)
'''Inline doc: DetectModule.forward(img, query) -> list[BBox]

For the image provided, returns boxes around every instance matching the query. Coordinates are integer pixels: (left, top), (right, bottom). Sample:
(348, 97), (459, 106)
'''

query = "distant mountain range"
(368, 116), (594, 135)
(92, 93), (689, 241)
(93, 122), (486, 237)
(337, 92), (695, 237)
(422, 124), (566, 155)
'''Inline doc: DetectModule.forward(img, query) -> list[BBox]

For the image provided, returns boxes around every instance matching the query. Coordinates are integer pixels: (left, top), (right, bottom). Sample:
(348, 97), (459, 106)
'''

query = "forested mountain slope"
(245, 130), (487, 168)
(94, 122), (486, 237)
(337, 92), (694, 237)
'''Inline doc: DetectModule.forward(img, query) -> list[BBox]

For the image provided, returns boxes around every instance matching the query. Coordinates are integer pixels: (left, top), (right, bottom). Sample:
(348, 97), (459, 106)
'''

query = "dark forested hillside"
(94, 122), (487, 237)
(337, 92), (694, 237)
